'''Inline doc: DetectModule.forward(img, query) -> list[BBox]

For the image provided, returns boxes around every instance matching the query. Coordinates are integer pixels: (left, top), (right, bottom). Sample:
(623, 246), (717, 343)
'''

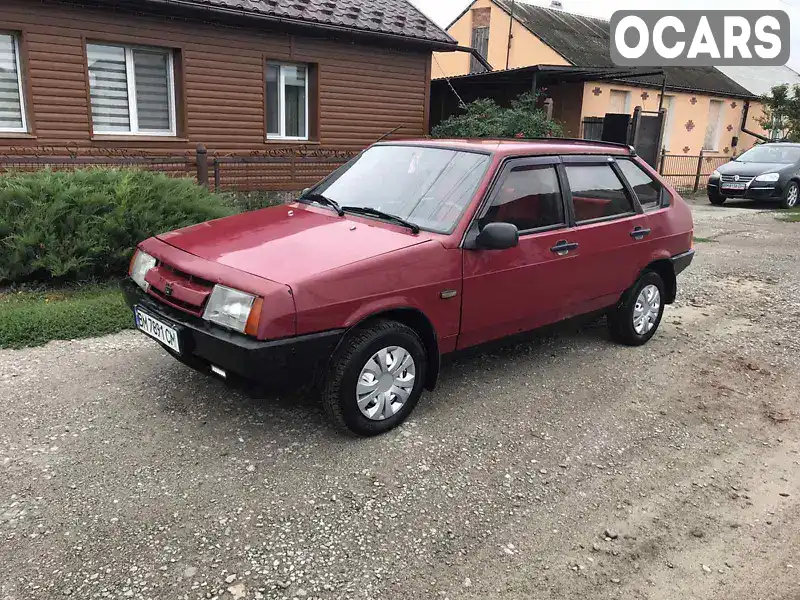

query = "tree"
(757, 84), (800, 142)
(431, 92), (563, 139)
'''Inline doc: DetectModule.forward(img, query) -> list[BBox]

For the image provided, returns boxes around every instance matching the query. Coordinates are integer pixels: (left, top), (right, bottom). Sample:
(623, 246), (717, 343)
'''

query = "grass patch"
(693, 236), (718, 243)
(0, 282), (132, 349)
(778, 208), (800, 222)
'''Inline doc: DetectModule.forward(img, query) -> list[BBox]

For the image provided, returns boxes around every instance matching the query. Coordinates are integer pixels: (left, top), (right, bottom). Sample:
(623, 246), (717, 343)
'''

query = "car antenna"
(375, 125), (403, 143)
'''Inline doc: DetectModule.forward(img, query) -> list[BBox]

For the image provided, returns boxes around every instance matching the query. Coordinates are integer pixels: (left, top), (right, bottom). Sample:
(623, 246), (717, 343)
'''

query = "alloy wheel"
(787, 183), (799, 208)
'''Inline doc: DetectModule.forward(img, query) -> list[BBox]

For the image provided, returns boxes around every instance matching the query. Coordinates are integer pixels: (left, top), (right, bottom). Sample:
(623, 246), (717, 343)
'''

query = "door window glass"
(481, 165), (565, 232)
(616, 159), (663, 210)
(565, 164), (634, 222)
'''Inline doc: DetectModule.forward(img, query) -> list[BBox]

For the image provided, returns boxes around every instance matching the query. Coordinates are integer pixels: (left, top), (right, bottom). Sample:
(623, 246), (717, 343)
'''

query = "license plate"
(135, 307), (181, 354)
(722, 182), (747, 190)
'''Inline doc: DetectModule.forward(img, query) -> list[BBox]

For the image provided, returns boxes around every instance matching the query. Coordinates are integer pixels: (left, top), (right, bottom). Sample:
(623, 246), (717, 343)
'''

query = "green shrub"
(0, 168), (234, 284)
(432, 92), (563, 139)
(0, 283), (132, 349)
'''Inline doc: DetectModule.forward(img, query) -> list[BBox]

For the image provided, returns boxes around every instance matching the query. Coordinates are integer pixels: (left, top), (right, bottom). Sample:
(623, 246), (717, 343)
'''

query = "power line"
(433, 54), (468, 110)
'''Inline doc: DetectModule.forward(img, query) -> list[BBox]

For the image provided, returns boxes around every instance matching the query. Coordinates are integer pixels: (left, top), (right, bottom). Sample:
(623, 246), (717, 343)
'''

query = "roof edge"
(443, 0), (479, 31)
(94, 0), (459, 48)
(490, 0), (576, 66)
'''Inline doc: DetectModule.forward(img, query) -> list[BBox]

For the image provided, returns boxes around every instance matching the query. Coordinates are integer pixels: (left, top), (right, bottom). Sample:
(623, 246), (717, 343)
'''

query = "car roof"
(377, 138), (633, 157)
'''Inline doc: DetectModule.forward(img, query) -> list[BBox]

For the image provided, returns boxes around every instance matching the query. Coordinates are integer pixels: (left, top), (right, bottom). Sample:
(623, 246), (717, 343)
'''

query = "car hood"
(718, 161), (793, 176)
(157, 203), (430, 284)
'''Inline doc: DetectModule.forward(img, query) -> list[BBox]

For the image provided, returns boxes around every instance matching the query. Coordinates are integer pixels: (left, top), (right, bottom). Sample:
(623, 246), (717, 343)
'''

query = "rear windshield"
(736, 145), (800, 164)
(309, 145), (491, 233)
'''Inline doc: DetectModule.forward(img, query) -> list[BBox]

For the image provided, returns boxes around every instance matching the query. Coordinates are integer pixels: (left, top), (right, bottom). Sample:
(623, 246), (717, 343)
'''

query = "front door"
(459, 157), (581, 349)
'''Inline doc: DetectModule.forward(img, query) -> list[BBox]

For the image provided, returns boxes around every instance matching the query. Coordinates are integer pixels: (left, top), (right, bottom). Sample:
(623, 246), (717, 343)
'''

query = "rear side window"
(565, 164), (634, 223)
(616, 159), (664, 211)
(481, 165), (565, 232)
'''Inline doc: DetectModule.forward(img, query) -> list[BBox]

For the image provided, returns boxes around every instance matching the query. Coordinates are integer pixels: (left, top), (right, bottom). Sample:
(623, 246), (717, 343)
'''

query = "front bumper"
(122, 279), (344, 389)
(708, 181), (783, 199)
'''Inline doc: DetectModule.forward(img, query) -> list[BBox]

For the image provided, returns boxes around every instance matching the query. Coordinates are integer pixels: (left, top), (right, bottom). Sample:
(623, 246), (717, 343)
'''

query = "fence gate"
(582, 117), (604, 141)
(629, 107), (665, 168)
(600, 113), (632, 145)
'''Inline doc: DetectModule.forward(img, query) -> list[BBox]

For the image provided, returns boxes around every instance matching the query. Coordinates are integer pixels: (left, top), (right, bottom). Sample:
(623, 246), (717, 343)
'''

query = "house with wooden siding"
(0, 0), (458, 190)
(433, 0), (775, 157)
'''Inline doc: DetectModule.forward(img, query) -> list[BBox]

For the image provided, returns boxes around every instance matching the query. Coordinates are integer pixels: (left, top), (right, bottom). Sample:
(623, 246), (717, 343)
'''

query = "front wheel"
(322, 320), (427, 436)
(780, 180), (799, 209)
(608, 271), (666, 346)
(709, 192), (726, 206)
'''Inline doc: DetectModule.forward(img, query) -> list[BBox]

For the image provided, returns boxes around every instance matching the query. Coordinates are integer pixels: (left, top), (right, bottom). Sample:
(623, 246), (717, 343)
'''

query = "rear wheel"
(780, 180), (799, 209)
(608, 271), (666, 346)
(322, 320), (427, 436)
(709, 192), (726, 206)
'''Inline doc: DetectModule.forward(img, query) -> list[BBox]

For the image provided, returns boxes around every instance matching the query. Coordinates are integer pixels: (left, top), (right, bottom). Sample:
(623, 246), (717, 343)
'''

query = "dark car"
(708, 142), (800, 209)
(125, 139), (694, 437)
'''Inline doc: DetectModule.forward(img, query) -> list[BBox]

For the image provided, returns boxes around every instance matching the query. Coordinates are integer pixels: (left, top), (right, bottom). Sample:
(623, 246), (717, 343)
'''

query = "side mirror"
(301, 187), (311, 197)
(476, 222), (519, 250)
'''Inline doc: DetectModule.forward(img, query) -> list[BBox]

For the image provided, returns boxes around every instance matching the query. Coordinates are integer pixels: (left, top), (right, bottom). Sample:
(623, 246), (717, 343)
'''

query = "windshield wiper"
(301, 192), (344, 216)
(341, 206), (420, 234)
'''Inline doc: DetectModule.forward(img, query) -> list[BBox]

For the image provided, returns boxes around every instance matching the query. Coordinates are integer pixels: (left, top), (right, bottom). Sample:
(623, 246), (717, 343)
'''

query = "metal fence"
(0, 144), (357, 195)
(658, 152), (730, 194)
(211, 154), (354, 193)
(1, 143), (733, 198)
(0, 154), (196, 179)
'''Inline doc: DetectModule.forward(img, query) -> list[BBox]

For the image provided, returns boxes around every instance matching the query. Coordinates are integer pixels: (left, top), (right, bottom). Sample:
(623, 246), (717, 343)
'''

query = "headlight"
(129, 250), (157, 291)
(710, 170), (721, 179)
(203, 285), (262, 335)
(754, 172), (780, 182)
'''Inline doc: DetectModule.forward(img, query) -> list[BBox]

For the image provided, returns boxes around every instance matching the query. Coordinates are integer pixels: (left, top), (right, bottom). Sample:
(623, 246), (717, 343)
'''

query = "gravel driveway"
(2, 199), (799, 600)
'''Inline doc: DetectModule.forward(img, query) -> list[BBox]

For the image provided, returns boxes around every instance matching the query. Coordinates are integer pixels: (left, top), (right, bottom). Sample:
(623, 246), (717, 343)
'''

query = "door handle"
(630, 227), (651, 240)
(550, 240), (579, 255)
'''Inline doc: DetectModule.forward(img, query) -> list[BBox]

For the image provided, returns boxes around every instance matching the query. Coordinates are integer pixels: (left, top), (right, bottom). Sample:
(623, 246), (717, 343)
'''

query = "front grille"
(149, 286), (205, 317)
(145, 261), (214, 317)
(159, 263), (215, 289)
(720, 174), (754, 183)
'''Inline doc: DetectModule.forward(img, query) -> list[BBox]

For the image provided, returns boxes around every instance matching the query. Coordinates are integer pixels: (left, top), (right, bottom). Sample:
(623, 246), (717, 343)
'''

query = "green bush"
(432, 92), (563, 139)
(0, 168), (234, 284)
(0, 283), (132, 349)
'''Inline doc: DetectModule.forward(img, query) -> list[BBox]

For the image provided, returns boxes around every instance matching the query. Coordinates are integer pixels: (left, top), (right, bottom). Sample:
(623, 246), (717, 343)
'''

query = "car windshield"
(308, 145), (491, 233)
(735, 145), (800, 164)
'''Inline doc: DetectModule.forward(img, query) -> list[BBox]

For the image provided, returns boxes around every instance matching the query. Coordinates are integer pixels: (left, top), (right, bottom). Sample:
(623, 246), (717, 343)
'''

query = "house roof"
(717, 65), (800, 97)
(141, 0), (456, 46)
(484, 0), (755, 98)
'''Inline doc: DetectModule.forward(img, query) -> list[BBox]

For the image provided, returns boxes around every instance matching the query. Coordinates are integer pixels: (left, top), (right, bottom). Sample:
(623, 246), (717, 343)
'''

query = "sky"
(408, 0), (800, 72)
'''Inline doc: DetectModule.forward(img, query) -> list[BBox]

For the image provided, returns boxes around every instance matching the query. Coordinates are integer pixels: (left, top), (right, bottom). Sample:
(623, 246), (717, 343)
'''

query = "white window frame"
(0, 32), (28, 134)
(266, 62), (309, 141)
(609, 89), (632, 114)
(658, 94), (675, 151)
(88, 43), (177, 136)
(703, 99), (725, 152)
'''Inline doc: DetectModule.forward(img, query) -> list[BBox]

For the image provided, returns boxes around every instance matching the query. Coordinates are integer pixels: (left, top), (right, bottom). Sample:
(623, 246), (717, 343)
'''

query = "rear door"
(459, 156), (581, 349)
(559, 156), (651, 315)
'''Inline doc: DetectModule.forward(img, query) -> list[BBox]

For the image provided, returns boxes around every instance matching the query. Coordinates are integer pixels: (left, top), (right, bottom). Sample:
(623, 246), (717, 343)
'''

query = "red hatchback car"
(125, 139), (694, 436)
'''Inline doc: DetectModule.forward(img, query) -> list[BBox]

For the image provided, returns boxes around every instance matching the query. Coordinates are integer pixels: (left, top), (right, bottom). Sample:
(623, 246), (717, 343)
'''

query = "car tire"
(780, 180), (799, 209)
(322, 319), (427, 437)
(708, 193), (726, 206)
(608, 270), (666, 347)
